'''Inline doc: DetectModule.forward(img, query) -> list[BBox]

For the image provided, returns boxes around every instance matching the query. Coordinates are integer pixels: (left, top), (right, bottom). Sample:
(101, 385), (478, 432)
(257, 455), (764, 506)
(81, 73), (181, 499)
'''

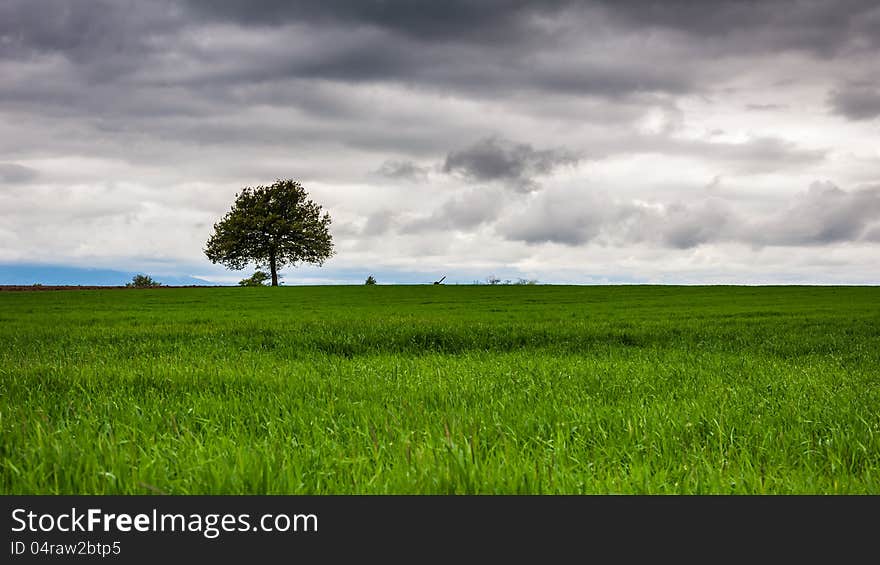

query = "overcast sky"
(2, 0), (879, 285)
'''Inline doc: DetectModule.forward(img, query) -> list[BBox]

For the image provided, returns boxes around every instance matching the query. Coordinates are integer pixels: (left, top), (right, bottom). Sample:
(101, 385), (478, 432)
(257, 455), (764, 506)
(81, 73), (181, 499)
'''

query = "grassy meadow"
(1, 285), (878, 494)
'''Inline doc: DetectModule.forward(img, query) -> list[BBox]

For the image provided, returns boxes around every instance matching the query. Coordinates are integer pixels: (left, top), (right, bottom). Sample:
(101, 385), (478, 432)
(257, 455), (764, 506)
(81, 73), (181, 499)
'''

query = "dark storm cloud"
(0, 0), (180, 66)
(499, 182), (880, 248)
(182, 0), (880, 56)
(0, 0), (121, 58)
(145, 21), (694, 100)
(4, 0), (877, 101)
(596, 0), (880, 55)
(828, 86), (880, 121)
(181, 0), (570, 43)
(0, 0), (692, 158)
(0, 1), (838, 180)
(8, 0), (868, 144)
(0, 163), (39, 184)
(444, 137), (579, 192)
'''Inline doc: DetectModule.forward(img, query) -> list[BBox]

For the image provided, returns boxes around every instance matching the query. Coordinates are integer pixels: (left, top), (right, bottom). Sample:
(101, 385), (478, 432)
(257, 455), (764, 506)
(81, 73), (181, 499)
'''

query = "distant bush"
(239, 271), (270, 287)
(365, 275), (377, 285)
(487, 275), (501, 285)
(126, 274), (162, 288)
(515, 278), (539, 285)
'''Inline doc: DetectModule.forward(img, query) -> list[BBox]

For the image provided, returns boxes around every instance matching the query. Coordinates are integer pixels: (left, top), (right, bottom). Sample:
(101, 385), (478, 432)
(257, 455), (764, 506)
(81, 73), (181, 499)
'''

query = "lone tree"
(205, 179), (334, 286)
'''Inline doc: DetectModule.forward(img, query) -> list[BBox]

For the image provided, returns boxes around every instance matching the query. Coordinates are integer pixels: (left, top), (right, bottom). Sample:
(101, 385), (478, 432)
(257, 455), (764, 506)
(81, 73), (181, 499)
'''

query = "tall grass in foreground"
(1, 285), (878, 493)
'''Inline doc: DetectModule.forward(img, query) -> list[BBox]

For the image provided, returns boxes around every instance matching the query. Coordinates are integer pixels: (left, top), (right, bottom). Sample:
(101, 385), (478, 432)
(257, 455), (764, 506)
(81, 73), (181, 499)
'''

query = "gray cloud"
(828, 86), (880, 120)
(0, 163), (39, 184)
(590, 131), (829, 172)
(863, 225), (880, 242)
(695, 137), (826, 173)
(444, 137), (579, 192)
(361, 209), (398, 237)
(655, 201), (733, 249)
(574, 135), (827, 174)
(496, 191), (725, 248)
(402, 188), (507, 233)
(751, 182), (880, 245)
(499, 190), (614, 245)
(500, 182), (880, 248)
(375, 160), (429, 182)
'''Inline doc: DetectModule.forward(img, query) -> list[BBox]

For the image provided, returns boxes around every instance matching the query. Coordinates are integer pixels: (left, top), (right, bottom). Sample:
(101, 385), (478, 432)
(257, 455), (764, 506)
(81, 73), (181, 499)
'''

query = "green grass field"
(2, 285), (878, 494)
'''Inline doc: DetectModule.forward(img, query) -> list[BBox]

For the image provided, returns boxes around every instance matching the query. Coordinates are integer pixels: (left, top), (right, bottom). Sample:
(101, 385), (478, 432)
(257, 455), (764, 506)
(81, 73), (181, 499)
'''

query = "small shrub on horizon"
(365, 275), (377, 285)
(125, 274), (162, 288)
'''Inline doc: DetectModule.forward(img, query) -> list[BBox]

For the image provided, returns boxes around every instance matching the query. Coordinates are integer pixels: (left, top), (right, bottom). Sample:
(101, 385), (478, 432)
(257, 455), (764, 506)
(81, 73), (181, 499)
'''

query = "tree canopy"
(205, 179), (334, 286)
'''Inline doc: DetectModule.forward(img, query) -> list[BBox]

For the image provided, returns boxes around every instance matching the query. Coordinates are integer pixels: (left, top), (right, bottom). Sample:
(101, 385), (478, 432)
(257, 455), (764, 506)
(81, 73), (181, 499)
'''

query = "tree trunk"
(269, 253), (278, 286)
